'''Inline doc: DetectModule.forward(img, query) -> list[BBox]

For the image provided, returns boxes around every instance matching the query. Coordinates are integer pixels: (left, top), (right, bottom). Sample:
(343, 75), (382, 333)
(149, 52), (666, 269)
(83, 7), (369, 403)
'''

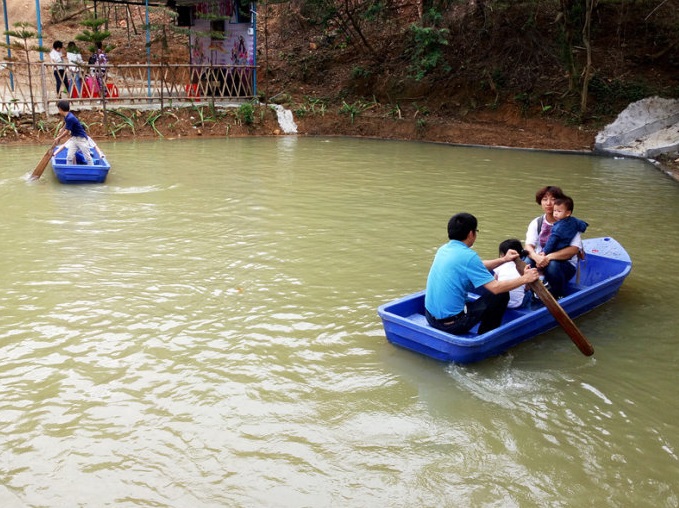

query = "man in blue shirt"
(55, 100), (93, 165)
(425, 212), (539, 334)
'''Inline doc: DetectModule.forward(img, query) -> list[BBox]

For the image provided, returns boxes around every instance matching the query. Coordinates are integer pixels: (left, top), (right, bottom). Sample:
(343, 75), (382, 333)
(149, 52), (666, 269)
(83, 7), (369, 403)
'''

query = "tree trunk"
(580, 0), (596, 116)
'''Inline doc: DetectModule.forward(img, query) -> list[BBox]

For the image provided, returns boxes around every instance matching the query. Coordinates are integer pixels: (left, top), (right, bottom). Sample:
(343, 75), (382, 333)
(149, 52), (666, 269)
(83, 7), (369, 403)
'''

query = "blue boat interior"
(53, 151), (106, 167)
(384, 244), (631, 339)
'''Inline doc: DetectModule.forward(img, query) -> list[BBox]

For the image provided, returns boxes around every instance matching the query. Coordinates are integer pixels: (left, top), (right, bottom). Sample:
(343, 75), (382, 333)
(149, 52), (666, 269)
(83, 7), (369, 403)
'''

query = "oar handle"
(515, 258), (594, 356)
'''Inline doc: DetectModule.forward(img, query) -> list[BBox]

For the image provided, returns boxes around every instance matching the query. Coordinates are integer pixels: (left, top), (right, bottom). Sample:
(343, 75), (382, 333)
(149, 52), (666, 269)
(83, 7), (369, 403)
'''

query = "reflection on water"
(1, 138), (678, 506)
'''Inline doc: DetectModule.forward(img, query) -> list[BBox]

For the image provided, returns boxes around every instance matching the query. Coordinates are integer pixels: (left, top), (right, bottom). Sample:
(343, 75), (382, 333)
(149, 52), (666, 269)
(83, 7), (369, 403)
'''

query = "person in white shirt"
(66, 41), (85, 96)
(494, 239), (531, 309)
(49, 40), (70, 96)
(524, 185), (583, 298)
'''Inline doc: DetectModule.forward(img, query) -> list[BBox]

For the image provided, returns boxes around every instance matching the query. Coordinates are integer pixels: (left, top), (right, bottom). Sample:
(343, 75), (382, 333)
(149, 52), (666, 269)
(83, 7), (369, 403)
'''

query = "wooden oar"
(515, 258), (594, 356)
(30, 142), (58, 181)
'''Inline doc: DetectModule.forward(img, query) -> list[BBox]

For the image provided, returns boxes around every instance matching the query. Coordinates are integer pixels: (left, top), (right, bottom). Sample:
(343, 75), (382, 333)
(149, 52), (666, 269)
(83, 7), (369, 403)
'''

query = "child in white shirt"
(494, 239), (531, 309)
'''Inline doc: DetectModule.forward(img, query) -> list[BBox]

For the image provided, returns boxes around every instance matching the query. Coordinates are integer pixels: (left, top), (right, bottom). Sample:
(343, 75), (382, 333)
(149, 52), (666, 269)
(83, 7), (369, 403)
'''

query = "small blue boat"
(51, 147), (111, 184)
(378, 237), (632, 364)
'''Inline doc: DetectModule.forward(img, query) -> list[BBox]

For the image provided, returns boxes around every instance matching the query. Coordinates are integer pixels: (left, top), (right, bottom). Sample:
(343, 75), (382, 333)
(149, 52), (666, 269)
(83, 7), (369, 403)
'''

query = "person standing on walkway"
(66, 41), (85, 96)
(50, 40), (70, 96)
(89, 41), (109, 96)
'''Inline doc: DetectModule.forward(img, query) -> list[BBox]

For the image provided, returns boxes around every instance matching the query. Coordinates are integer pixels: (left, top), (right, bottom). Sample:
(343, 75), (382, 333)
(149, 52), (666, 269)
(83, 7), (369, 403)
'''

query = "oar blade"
(515, 258), (594, 356)
(30, 144), (56, 181)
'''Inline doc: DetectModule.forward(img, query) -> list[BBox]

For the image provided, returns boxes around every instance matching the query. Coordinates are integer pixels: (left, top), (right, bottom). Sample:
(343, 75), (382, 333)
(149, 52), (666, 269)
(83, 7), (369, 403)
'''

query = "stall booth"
(176, 0), (256, 98)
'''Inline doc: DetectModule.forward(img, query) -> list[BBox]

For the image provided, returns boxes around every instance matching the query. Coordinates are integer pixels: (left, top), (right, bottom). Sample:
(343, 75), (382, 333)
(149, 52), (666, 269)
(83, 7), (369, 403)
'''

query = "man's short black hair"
(56, 100), (70, 112)
(447, 212), (477, 241)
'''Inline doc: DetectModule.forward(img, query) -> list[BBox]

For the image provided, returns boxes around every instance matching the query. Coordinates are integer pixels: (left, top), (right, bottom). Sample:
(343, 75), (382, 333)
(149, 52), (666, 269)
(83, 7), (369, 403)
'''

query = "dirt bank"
(0, 0), (679, 180)
(4, 101), (677, 181)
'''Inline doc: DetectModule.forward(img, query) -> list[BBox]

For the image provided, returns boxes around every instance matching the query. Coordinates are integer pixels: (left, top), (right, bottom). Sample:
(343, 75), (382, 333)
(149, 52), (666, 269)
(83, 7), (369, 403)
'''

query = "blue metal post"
(146, 0), (151, 97)
(251, 2), (256, 97)
(35, 0), (43, 60)
(2, 0), (14, 89)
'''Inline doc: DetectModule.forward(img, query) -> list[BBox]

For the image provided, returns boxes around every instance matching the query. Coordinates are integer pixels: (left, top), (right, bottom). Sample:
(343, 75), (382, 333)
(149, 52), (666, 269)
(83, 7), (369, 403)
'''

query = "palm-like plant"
(75, 17), (112, 55)
(1, 22), (49, 127)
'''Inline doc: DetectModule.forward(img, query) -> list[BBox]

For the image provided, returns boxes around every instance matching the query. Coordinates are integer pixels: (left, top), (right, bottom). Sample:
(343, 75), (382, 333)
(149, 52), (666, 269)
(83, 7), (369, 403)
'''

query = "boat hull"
(51, 148), (110, 184)
(378, 237), (632, 363)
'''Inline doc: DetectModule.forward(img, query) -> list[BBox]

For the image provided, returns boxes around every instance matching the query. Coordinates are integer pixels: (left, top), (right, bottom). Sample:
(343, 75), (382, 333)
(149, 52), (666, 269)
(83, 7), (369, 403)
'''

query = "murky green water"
(2, 137), (678, 506)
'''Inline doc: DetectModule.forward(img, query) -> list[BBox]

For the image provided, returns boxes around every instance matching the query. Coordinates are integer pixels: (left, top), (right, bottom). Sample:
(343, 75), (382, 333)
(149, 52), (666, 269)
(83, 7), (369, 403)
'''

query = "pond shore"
(5, 103), (678, 182)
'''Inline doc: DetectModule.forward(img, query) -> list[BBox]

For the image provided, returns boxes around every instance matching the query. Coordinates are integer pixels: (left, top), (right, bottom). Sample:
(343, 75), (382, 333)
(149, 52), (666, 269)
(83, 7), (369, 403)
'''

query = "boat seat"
(408, 313), (429, 327)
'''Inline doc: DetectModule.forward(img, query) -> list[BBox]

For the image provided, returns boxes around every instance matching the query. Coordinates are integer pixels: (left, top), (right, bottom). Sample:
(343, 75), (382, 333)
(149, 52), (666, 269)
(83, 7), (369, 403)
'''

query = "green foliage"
(75, 17), (112, 54)
(191, 104), (221, 128)
(237, 102), (255, 125)
(422, 7), (444, 27)
(339, 101), (360, 123)
(351, 66), (371, 79)
(0, 113), (19, 137)
(144, 111), (166, 137)
(108, 110), (136, 137)
(339, 98), (378, 124)
(588, 75), (652, 104)
(299, 0), (339, 28)
(294, 96), (327, 118)
(1, 22), (47, 126)
(388, 104), (402, 119)
(413, 103), (430, 117)
(144, 7), (189, 62)
(36, 119), (51, 133)
(50, 0), (82, 22)
(406, 22), (451, 81)
(2, 22), (49, 56)
(362, 1), (386, 22)
(514, 92), (531, 115)
(490, 69), (506, 89)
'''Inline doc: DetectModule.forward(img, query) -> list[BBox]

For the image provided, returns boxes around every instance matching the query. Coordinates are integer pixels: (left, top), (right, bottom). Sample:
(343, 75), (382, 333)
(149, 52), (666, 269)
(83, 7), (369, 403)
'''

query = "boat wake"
(445, 355), (563, 409)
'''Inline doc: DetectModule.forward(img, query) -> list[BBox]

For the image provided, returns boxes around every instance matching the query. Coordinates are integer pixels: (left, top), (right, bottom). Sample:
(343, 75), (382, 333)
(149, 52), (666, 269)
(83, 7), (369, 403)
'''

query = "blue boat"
(378, 237), (632, 364)
(51, 147), (111, 184)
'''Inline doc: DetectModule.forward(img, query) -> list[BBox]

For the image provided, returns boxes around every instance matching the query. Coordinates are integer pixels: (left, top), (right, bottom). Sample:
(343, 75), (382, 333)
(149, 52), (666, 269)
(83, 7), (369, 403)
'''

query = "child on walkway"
(543, 196), (588, 255)
(55, 100), (93, 165)
(494, 238), (531, 309)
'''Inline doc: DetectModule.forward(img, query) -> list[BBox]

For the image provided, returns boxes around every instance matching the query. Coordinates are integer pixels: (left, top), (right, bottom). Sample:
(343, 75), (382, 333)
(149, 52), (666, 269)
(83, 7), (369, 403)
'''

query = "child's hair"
(554, 195), (574, 212)
(56, 100), (70, 112)
(499, 238), (525, 257)
(52, 40), (63, 50)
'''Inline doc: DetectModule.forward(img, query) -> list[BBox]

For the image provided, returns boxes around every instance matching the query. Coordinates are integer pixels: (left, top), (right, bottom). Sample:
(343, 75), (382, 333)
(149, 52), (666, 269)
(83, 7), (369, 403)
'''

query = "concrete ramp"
(594, 96), (679, 158)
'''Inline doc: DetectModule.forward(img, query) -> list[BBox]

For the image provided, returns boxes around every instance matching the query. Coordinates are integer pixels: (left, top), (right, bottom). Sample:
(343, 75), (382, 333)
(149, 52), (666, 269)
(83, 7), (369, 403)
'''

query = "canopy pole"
(3, 0), (14, 89)
(145, 0), (151, 97)
(34, 0), (43, 60)
(251, 2), (256, 97)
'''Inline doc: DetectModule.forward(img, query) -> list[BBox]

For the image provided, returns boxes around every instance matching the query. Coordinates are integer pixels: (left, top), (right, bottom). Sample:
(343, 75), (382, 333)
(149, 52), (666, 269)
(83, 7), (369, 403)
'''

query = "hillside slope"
(5, 0), (679, 176)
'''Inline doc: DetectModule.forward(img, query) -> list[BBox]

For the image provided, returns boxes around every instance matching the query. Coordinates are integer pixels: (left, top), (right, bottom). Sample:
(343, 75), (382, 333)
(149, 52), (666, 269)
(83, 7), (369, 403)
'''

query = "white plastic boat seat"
(409, 313), (430, 327)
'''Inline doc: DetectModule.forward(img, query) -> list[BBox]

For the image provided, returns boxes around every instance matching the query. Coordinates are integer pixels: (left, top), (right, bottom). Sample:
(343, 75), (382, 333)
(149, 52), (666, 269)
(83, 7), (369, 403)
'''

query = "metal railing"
(1, 61), (256, 116)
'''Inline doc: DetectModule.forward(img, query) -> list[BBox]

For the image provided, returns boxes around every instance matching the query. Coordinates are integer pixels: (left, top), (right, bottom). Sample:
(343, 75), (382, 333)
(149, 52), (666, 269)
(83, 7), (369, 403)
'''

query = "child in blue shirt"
(543, 196), (588, 254)
(55, 100), (93, 165)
